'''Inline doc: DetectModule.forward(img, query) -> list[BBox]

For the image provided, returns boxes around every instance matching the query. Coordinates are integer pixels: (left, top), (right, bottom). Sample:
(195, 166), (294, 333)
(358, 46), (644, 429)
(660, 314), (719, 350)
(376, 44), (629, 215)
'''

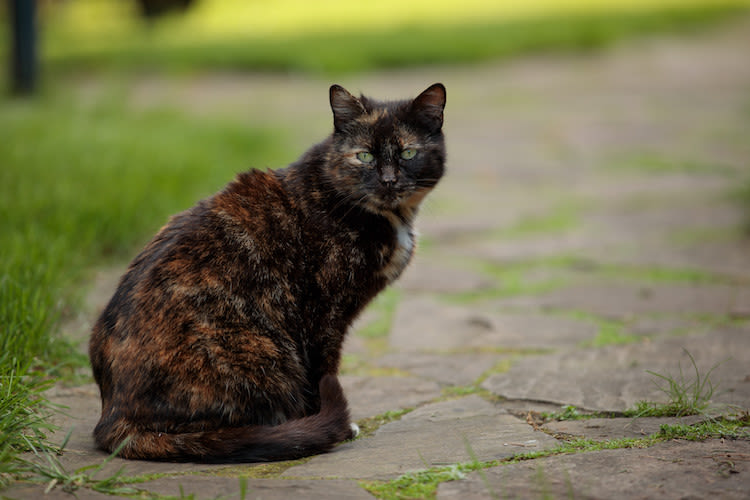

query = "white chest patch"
(382, 219), (415, 283)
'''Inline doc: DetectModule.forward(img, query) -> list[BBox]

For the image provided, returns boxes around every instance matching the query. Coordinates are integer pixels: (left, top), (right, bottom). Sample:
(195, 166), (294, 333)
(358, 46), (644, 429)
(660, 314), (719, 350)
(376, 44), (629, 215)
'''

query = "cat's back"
(89, 168), (312, 416)
(90, 168), (300, 351)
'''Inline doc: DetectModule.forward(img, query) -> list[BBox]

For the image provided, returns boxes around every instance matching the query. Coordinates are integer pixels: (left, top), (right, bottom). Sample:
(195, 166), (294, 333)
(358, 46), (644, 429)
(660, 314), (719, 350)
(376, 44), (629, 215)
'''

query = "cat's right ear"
(330, 85), (365, 131)
(412, 83), (446, 133)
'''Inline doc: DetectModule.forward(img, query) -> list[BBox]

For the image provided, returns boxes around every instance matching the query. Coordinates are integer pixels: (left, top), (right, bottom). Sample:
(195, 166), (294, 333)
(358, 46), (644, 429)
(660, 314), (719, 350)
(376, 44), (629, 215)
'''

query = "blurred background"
(1, 0), (749, 487)
(5, 0), (750, 75)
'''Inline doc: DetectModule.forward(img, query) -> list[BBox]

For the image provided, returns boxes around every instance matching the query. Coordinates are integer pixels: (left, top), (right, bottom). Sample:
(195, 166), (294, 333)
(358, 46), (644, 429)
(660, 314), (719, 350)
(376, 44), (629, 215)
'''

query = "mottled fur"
(89, 84), (446, 462)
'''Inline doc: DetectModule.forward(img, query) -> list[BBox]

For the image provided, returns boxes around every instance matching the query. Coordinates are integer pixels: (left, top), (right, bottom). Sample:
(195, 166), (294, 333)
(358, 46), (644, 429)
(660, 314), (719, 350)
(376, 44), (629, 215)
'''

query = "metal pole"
(10, 0), (38, 95)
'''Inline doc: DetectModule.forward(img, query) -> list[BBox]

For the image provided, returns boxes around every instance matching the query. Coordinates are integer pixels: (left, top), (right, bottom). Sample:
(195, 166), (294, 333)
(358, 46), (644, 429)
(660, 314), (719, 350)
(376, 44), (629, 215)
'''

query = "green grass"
(22, 439), (141, 496)
(2, 1), (748, 75)
(357, 408), (415, 439)
(542, 405), (587, 422)
(581, 320), (641, 347)
(0, 360), (58, 488)
(625, 349), (724, 418)
(0, 89), (287, 487)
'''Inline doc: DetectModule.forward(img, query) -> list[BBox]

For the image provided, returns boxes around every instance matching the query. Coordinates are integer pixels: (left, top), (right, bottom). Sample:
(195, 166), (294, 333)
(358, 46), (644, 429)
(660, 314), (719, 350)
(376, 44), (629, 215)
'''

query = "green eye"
(356, 151), (375, 163)
(400, 148), (417, 160)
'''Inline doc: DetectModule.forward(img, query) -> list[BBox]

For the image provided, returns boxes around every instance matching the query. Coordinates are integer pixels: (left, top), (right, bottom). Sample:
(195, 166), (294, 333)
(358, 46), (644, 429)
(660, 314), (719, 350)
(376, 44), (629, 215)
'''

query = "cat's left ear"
(330, 85), (366, 132)
(412, 83), (446, 132)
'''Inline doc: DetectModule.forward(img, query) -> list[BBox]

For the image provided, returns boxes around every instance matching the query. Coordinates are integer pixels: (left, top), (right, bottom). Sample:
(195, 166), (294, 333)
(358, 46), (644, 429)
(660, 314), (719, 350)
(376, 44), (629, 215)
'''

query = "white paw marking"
(350, 422), (360, 438)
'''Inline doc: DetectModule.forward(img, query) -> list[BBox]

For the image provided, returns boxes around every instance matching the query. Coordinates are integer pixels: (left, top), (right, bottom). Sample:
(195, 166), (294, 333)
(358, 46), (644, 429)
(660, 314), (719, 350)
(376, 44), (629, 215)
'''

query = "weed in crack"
(356, 408), (414, 438)
(626, 348), (726, 418)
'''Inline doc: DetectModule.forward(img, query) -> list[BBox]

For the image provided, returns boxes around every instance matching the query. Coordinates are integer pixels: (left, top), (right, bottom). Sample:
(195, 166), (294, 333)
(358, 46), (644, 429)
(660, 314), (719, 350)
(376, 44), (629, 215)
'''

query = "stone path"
(7, 17), (750, 499)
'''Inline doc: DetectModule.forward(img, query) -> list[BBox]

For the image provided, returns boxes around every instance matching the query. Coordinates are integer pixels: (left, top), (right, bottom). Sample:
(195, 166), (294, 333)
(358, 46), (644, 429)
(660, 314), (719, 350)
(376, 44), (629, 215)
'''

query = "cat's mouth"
(357, 189), (402, 213)
(369, 184), (429, 212)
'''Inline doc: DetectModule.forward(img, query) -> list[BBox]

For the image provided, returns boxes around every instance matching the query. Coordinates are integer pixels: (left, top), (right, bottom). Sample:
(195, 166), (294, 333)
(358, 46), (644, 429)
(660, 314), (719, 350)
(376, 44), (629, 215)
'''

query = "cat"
(88, 83), (446, 462)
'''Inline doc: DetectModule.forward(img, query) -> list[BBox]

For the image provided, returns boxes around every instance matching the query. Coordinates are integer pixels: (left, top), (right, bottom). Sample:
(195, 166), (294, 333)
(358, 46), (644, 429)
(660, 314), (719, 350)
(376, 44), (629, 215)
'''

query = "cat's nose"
(380, 165), (398, 187)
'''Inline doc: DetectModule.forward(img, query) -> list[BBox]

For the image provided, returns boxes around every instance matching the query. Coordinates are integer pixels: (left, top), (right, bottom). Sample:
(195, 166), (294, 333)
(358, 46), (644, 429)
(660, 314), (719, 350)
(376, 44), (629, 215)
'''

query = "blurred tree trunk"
(9, 0), (37, 95)
(137, 0), (196, 19)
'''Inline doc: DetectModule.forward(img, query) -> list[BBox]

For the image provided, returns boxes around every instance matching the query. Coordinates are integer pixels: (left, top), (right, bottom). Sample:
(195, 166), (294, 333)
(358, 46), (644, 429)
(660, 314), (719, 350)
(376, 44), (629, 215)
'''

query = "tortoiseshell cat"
(89, 83), (446, 462)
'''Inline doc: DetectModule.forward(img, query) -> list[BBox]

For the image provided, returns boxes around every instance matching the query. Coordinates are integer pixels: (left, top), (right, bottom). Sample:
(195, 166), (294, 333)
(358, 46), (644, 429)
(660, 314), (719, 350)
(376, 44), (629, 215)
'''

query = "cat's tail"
(95, 374), (356, 462)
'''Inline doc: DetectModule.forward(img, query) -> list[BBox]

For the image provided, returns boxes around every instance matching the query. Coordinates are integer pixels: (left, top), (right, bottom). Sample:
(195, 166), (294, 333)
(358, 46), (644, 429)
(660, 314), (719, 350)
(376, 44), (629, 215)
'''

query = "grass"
(0, 88), (288, 488)
(21, 438), (141, 496)
(585, 322), (641, 347)
(1, 1), (747, 75)
(357, 408), (414, 439)
(542, 405), (588, 422)
(625, 349), (724, 418)
(362, 462), (477, 500)
(0, 360), (57, 488)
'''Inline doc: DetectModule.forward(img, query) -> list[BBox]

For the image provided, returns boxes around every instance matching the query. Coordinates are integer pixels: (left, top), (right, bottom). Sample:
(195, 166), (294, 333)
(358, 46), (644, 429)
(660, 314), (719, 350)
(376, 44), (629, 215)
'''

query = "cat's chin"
(362, 194), (410, 215)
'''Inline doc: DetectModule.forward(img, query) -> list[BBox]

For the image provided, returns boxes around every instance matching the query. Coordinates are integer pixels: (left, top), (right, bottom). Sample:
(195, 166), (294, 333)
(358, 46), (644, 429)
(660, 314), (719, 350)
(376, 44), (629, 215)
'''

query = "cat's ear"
(330, 85), (366, 131)
(411, 83), (446, 132)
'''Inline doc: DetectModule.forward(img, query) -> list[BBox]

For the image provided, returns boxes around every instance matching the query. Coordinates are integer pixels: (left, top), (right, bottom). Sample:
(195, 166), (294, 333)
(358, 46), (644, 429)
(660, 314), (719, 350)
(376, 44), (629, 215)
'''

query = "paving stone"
(482, 327), (750, 412)
(584, 200), (745, 238)
(570, 172), (736, 206)
(140, 476), (373, 500)
(282, 395), (560, 480)
(341, 329), (369, 357)
(418, 211), (515, 244)
(466, 230), (616, 262)
(463, 180), (750, 281)
(389, 296), (597, 352)
(626, 315), (713, 338)
(374, 351), (500, 387)
(397, 257), (495, 294)
(340, 375), (442, 421)
(437, 439), (750, 500)
(542, 415), (705, 441)
(499, 281), (750, 319)
(661, 240), (750, 285)
(577, 203), (750, 281)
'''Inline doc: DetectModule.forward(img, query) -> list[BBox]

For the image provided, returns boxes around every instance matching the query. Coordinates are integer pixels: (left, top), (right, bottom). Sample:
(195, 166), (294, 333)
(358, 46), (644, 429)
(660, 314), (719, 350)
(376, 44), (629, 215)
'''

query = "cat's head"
(325, 84), (446, 216)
